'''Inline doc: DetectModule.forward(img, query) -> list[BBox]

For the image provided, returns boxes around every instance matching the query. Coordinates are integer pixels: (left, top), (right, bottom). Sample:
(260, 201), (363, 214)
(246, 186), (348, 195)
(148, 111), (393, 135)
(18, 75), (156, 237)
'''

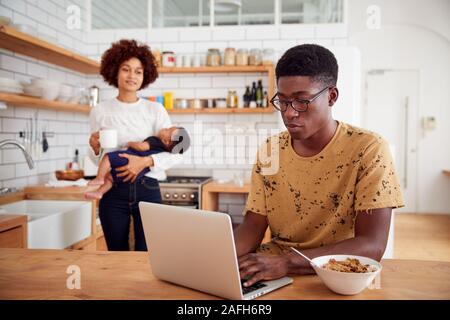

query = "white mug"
(99, 129), (118, 149)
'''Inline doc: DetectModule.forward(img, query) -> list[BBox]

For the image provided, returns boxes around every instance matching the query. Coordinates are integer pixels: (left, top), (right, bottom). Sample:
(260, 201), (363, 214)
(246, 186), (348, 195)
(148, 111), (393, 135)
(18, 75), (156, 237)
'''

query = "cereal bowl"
(311, 254), (382, 295)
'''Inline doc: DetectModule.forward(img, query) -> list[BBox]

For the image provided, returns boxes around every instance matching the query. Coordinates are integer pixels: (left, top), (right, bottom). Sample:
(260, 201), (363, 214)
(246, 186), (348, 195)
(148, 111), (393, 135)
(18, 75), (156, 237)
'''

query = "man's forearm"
(283, 236), (385, 275)
(234, 225), (265, 257)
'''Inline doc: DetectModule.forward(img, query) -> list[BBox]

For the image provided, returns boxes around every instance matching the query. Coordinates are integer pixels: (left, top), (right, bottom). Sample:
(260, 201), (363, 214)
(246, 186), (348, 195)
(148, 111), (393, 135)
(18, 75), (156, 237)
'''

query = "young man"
(235, 44), (404, 287)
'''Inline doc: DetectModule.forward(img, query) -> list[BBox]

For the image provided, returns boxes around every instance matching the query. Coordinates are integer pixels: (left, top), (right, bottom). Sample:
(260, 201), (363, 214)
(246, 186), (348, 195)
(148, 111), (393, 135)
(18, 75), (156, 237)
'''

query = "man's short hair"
(275, 44), (338, 86)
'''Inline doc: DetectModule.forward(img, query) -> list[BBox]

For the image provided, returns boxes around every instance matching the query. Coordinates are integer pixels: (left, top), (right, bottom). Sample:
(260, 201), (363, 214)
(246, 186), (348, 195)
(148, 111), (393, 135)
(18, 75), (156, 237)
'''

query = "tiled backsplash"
(0, 0), (348, 220)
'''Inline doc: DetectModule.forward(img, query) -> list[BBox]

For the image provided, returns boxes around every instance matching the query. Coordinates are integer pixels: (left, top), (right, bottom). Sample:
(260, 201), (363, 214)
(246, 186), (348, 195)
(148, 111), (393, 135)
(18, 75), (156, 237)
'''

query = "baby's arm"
(127, 141), (150, 152)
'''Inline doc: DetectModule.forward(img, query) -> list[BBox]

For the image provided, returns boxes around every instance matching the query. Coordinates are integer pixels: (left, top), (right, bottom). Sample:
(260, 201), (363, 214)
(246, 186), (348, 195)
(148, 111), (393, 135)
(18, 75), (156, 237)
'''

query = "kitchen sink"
(0, 200), (92, 249)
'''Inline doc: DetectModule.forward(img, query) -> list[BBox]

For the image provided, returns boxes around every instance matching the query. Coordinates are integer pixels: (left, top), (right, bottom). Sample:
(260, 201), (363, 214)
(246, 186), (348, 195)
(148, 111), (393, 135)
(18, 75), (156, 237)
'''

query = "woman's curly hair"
(100, 39), (158, 90)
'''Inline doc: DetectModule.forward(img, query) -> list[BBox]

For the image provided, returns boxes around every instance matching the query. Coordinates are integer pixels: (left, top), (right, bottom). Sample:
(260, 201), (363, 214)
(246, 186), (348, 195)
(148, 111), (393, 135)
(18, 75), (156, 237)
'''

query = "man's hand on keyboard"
(238, 253), (290, 287)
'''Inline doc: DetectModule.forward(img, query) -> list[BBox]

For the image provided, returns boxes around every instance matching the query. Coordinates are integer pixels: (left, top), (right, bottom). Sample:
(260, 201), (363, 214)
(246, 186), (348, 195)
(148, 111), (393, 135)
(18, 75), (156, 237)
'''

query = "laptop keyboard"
(241, 280), (267, 295)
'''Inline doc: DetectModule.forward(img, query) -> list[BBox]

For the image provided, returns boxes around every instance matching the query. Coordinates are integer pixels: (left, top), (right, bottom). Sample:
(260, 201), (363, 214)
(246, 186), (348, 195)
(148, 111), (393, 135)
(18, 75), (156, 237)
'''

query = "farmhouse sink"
(0, 200), (92, 249)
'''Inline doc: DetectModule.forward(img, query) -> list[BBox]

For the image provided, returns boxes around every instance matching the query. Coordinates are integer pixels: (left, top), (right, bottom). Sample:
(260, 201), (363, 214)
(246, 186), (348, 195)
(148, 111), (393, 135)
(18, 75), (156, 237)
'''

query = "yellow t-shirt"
(244, 121), (404, 255)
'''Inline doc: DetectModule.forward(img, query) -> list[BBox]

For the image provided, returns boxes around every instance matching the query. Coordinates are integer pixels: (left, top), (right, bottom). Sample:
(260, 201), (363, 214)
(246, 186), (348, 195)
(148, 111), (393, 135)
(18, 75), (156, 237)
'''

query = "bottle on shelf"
(262, 91), (268, 108)
(243, 86), (250, 108)
(249, 82), (257, 108)
(256, 79), (263, 107)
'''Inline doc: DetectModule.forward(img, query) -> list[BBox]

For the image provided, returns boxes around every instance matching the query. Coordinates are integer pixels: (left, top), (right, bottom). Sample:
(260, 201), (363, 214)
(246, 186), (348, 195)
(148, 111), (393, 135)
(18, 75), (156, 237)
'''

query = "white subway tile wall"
(0, 0), (348, 219)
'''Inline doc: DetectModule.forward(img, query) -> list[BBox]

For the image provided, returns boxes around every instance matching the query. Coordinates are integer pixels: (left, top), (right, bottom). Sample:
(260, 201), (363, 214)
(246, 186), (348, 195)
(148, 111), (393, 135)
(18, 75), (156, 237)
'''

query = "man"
(235, 44), (404, 287)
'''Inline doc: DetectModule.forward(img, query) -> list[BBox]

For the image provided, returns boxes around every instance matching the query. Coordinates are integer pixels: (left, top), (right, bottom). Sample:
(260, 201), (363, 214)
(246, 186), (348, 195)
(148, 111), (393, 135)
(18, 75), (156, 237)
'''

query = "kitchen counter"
(0, 248), (449, 300)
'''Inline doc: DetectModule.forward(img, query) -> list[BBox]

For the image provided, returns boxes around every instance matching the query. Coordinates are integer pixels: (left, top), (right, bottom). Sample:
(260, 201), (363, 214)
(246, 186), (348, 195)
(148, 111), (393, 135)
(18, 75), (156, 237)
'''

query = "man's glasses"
(270, 86), (331, 113)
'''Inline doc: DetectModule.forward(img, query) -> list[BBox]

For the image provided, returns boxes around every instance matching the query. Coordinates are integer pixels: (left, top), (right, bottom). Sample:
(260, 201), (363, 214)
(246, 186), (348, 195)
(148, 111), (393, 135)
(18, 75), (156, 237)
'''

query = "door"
(363, 69), (419, 213)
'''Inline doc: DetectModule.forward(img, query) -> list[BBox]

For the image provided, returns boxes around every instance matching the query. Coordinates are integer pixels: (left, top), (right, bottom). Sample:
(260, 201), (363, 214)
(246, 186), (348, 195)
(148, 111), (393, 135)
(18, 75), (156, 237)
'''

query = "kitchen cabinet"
(0, 215), (27, 248)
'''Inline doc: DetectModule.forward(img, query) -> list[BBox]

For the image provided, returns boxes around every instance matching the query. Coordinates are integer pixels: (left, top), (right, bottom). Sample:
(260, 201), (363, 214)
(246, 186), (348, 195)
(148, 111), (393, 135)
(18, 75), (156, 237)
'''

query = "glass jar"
(227, 90), (238, 108)
(236, 49), (248, 66)
(152, 49), (162, 67)
(249, 48), (262, 66)
(162, 51), (175, 67)
(206, 48), (221, 66)
(224, 47), (236, 66)
(262, 48), (275, 65)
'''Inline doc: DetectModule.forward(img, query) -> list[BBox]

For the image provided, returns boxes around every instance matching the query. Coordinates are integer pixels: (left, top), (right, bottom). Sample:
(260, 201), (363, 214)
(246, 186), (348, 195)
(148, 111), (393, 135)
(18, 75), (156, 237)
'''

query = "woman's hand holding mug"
(89, 131), (100, 155)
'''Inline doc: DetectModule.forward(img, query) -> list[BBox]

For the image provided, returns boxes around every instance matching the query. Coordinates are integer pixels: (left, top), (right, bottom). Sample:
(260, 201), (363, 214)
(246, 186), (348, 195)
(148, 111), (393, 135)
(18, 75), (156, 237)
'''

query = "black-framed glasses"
(270, 86), (331, 113)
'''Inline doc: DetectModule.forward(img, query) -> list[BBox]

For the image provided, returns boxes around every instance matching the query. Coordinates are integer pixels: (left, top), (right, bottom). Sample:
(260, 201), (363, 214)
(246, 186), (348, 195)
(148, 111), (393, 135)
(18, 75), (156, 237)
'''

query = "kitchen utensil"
(55, 170), (84, 181)
(88, 85), (99, 107)
(290, 247), (318, 267)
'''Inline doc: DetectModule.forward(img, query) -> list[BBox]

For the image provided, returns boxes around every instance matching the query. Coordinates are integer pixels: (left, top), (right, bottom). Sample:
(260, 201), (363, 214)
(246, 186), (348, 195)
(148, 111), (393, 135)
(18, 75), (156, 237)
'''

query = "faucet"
(0, 139), (35, 169)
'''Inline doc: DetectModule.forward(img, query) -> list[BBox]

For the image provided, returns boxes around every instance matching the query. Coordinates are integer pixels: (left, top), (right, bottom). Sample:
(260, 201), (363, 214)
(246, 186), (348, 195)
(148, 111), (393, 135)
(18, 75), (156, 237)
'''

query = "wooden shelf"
(0, 92), (91, 113)
(158, 65), (273, 73)
(0, 24), (100, 74)
(167, 107), (274, 114)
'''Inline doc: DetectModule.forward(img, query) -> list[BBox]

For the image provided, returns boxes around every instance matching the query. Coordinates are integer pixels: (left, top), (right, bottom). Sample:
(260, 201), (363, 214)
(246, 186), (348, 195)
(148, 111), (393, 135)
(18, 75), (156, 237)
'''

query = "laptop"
(139, 202), (293, 300)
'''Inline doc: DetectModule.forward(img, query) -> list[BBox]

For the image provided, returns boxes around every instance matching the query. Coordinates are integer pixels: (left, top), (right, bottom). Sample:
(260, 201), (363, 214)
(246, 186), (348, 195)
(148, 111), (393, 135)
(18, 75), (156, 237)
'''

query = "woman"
(88, 39), (182, 251)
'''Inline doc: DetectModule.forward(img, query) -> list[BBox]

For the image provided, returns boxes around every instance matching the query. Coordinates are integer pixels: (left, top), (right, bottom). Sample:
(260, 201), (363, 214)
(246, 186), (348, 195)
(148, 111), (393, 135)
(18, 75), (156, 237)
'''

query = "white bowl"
(311, 255), (382, 295)
(41, 85), (60, 101)
(23, 85), (42, 97)
(31, 78), (60, 88)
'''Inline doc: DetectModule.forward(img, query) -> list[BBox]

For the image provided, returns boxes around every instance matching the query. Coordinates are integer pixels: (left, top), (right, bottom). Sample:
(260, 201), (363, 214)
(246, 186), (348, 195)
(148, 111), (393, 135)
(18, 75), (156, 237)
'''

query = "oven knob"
(181, 193), (187, 199)
(164, 193), (170, 199)
(190, 194), (195, 199)
(173, 193), (179, 199)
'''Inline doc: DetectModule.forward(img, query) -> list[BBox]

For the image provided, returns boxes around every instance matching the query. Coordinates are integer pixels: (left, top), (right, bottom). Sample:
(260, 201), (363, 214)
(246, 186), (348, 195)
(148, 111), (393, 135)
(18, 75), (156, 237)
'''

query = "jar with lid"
(162, 51), (175, 67)
(236, 49), (248, 66)
(249, 48), (262, 66)
(262, 48), (275, 65)
(206, 48), (221, 66)
(224, 48), (236, 66)
(152, 49), (162, 67)
(227, 90), (238, 108)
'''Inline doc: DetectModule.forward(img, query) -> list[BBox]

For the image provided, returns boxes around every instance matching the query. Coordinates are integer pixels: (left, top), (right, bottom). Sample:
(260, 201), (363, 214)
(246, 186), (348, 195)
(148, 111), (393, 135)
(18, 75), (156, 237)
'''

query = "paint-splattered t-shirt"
(244, 121), (404, 254)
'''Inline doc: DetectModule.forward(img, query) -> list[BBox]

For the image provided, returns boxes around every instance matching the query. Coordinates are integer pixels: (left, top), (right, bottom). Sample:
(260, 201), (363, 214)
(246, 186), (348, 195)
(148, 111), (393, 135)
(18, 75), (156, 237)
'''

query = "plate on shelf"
(0, 85), (24, 94)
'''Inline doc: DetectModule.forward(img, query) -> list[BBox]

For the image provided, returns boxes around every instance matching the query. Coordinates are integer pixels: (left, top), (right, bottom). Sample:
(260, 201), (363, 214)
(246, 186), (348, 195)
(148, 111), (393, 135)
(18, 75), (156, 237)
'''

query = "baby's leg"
(85, 173), (113, 200)
(88, 154), (111, 186)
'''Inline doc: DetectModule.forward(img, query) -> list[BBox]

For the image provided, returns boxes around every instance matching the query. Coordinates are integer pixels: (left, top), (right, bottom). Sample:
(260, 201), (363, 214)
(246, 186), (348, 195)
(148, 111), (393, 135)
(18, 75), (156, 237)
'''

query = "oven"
(159, 176), (212, 209)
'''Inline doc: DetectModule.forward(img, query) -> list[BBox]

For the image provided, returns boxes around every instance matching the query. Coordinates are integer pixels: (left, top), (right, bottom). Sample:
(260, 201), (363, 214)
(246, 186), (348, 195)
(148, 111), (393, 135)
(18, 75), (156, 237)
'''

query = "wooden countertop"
(0, 248), (449, 300)
(0, 185), (99, 205)
(203, 181), (251, 194)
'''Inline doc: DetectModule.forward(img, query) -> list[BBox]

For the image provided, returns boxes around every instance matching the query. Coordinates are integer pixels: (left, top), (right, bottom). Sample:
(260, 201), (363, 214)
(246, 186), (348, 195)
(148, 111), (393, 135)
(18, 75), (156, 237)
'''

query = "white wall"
(347, 0), (450, 213)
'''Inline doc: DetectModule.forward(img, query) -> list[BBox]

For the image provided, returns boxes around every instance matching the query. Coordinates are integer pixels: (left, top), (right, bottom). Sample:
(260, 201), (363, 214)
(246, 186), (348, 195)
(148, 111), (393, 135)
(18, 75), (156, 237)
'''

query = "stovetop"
(159, 176), (212, 188)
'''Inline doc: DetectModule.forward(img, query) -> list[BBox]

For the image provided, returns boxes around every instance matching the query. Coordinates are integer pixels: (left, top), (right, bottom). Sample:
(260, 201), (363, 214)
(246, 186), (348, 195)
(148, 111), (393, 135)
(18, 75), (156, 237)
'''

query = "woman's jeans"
(99, 176), (162, 251)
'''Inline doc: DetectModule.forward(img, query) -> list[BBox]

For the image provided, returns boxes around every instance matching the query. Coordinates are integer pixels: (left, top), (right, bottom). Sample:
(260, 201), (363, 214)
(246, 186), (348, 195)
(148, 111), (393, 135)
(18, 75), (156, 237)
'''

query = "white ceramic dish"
(311, 254), (382, 295)
(23, 85), (42, 97)
(0, 85), (24, 94)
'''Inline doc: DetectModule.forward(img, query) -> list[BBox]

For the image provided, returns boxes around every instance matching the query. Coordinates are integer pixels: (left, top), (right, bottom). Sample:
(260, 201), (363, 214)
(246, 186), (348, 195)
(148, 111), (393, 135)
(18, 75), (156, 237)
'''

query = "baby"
(85, 126), (190, 200)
